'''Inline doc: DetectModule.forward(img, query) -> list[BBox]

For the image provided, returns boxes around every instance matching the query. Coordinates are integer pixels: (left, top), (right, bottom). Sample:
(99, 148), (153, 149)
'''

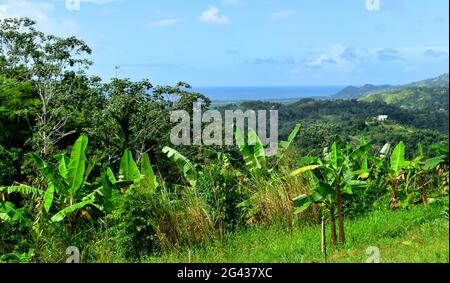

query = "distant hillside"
(217, 99), (448, 156)
(360, 87), (449, 110)
(333, 73), (449, 99)
(333, 84), (395, 99)
(406, 73), (449, 88)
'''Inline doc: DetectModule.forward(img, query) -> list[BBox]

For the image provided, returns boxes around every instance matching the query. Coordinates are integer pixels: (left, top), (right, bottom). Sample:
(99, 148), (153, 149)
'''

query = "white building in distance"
(377, 115), (388, 121)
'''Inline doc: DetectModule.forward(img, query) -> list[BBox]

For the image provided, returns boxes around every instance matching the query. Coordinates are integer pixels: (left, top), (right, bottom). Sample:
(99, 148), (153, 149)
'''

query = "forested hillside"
(0, 18), (448, 263)
(333, 73), (449, 100)
(360, 87), (449, 110)
(219, 98), (449, 156)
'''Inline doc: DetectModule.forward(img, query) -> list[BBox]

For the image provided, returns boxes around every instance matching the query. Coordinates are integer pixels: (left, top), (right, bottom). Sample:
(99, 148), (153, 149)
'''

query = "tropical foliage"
(0, 17), (448, 263)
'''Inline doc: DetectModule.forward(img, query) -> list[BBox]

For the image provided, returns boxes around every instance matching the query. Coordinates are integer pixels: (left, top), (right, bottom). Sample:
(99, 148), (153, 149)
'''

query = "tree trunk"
(321, 216), (327, 262)
(336, 184), (345, 244)
(312, 203), (319, 223)
(330, 203), (337, 246)
(421, 176), (428, 208)
(389, 182), (398, 209)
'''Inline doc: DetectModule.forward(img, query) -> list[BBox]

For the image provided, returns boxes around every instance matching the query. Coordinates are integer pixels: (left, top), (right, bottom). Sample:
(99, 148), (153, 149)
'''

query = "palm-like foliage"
(291, 138), (370, 245)
(1, 135), (102, 223)
(162, 146), (198, 187)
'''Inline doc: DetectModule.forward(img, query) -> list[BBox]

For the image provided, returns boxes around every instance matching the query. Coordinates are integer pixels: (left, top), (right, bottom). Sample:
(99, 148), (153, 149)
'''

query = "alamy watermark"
(170, 103), (279, 156)
(366, 0), (381, 11)
(66, 0), (81, 11)
(66, 246), (80, 263)
(366, 246), (381, 263)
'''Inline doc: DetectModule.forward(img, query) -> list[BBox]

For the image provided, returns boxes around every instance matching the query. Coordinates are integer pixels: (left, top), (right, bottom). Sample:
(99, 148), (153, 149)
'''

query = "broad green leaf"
(358, 172), (370, 180)
(298, 156), (321, 166)
(100, 174), (113, 200)
(0, 201), (26, 224)
(54, 154), (69, 179)
(390, 141), (405, 174)
(29, 153), (57, 181)
(313, 182), (334, 198)
(51, 198), (95, 223)
(235, 127), (266, 173)
(67, 135), (89, 196)
(106, 167), (117, 184)
(323, 146), (330, 161)
(141, 153), (158, 191)
(119, 149), (140, 182)
(379, 143), (391, 159)
(290, 165), (321, 176)
(350, 142), (372, 161)
(361, 155), (368, 171)
(43, 183), (55, 213)
(342, 185), (353, 195)
(0, 185), (44, 198)
(293, 194), (313, 214)
(345, 180), (367, 189)
(277, 123), (301, 159)
(331, 142), (343, 169)
(417, 143), (424, 158)
(28, 152), (46, 170)
(162, 146), (197, 187)
(82, 157), (97, 186)
(423, 156), (445, 171)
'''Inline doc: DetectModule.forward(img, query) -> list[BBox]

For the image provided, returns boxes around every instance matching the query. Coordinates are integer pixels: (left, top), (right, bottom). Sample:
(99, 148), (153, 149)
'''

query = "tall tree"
(0, 18), (93, 155)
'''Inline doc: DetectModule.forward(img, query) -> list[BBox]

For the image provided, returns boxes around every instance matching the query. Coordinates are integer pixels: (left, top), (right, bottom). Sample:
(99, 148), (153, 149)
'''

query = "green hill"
(406, 73), (449, 88)
(333, 73), (449, 100)
(360, 87), (449, 110)
(333, 84), (395, 100)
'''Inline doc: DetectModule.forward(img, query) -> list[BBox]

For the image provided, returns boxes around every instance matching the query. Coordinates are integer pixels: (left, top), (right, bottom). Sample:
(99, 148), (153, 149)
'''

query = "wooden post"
(321, 216), (327, 263)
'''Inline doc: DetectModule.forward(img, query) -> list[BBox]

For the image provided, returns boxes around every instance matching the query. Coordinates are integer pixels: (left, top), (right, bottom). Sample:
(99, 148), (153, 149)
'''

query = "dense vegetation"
(361, 87), (449, 110)
(219, 98), (448, 156)
(0, 18), (449, 263)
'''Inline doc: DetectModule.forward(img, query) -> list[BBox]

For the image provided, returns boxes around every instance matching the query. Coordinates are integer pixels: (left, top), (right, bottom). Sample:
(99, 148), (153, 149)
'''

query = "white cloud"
(150, 18), (179, 27)
(0, 0), (79, 36)
(270, 10), (296, 20)
(0, 0), (53, 21)
(200, 6), (229, 24)
(307, 44), (357, 69)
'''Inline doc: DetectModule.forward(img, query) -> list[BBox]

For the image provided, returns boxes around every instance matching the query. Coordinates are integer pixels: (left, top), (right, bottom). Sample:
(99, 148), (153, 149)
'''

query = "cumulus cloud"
(0, 0), (53, 21)
(200, 6), (229, 24)
(0, 0), (78, 36)
(307, 44), (357, 68)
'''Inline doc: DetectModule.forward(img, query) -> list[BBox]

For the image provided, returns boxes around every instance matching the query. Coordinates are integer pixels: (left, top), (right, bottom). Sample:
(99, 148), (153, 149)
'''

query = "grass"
(142, 205), (449, 263)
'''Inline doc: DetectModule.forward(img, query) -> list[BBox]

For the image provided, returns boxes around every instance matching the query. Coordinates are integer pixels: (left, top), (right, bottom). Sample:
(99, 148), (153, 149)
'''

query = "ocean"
(191, 86), (344, 102)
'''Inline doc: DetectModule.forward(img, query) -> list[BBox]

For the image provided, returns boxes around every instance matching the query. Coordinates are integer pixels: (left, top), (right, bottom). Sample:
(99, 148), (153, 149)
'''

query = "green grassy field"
(143, 205), (449, 263)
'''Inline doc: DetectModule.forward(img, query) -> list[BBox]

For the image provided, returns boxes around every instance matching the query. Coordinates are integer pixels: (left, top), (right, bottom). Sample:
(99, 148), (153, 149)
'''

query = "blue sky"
(0, 0), (449, 86)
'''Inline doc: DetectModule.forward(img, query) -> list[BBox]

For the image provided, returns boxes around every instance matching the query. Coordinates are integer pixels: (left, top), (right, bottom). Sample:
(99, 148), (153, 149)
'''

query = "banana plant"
(235, 127), (267, 175)
(114, 149), (159, 191)
(0, 201), (28, 225)
(386, 141), (406, 209)
(162, 146), (198, 187)
(0, 135), (103, 224)
(404, 144), (447, 207)
(234, 123), (301, 176)
(291, 138), (369, 245)
(429, 143), (449, 192)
